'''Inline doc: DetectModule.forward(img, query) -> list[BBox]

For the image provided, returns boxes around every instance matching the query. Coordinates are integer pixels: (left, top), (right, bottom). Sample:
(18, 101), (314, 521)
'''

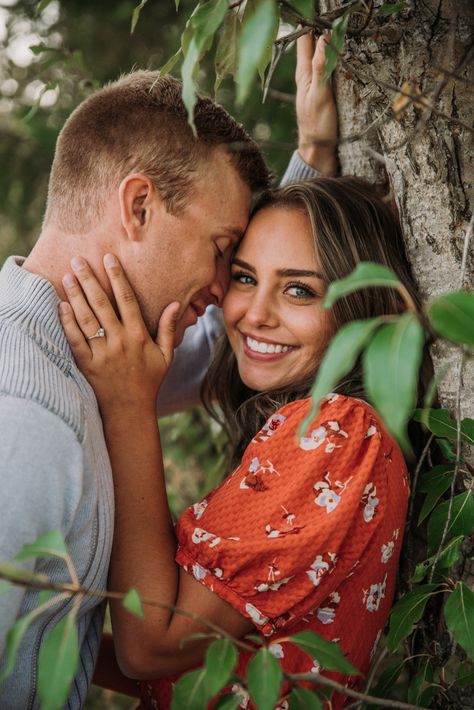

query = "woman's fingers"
(62, 269), (104, 341)
(69, 256), (119, 333)
(313, 33), (330, 79)
(155, 301), (181, 367)
(58, 301), (93, 365)
(296, 32), (315, 86)
(102, 254), (145, 329)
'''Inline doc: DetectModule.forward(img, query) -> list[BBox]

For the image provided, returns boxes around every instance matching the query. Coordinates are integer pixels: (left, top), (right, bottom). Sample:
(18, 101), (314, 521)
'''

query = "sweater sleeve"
(0, 396), (84, 656)
(175, 395), (395, 636)
(280, 151), (322, 186)
(156, 306), (223, 417)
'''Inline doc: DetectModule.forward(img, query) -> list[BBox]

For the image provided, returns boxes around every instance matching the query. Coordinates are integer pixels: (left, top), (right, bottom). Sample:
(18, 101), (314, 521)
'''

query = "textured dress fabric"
(140, 394), (410, 709)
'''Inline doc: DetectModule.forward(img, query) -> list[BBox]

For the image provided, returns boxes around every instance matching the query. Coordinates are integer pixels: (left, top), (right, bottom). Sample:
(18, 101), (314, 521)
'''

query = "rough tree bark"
(318, 3), (473, 704)
(327, 0), (473, 424)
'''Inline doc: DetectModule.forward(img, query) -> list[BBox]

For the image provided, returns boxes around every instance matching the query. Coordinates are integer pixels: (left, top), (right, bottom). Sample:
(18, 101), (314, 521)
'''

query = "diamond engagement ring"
(87, 327), (106, 340)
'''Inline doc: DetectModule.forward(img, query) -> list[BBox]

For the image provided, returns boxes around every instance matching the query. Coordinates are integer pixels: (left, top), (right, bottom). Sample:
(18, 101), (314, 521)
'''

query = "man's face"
(122, 148), (251, 343)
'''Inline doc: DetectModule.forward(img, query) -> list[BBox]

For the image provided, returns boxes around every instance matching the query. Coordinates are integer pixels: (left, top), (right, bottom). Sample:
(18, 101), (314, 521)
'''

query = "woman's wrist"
(297, 143), (339, 177)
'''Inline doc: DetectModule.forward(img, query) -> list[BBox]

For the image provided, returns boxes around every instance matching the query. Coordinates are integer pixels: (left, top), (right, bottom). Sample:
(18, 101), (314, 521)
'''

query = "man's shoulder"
(0, 320), (85, 443)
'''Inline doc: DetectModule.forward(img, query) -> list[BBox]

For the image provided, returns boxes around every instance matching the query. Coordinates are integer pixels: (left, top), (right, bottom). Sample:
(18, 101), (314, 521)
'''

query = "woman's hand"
(295, 32), (339, 176)
(59, 254), (180, 413)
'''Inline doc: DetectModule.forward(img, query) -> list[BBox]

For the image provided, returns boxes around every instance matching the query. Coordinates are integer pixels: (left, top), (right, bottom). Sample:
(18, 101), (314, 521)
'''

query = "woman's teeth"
(246, 336), (291, 354)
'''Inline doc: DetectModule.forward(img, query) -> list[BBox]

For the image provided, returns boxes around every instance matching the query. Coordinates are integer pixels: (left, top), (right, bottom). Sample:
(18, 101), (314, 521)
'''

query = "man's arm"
(0, 397), (83, 654)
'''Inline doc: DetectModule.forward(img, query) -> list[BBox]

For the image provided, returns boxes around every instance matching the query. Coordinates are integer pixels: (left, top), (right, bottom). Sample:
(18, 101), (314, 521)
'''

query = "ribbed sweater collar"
(0, 255), (73, 361)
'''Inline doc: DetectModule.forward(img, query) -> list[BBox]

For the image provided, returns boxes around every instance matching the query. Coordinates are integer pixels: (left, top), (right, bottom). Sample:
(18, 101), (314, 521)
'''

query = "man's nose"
(209, 258), (230, 307)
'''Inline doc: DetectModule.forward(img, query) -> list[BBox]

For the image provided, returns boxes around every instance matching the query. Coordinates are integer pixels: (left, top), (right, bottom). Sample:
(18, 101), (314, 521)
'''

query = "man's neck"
(23, 225), (114, 303)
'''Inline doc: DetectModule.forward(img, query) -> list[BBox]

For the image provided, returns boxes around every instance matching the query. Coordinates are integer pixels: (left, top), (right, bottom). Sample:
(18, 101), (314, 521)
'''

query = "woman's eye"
(286, 283), (316, 299)
(231, 271), (255, 285)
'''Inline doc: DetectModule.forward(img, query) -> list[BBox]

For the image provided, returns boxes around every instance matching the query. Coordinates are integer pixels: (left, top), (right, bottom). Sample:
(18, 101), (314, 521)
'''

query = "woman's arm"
(92, 633), (140, 697)
(60, 257), (253, 679)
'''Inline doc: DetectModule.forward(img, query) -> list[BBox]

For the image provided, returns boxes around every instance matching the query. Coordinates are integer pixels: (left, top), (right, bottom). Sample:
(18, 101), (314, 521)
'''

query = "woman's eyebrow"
(231, 258), (324, 281)
(277, 268), (325, 279)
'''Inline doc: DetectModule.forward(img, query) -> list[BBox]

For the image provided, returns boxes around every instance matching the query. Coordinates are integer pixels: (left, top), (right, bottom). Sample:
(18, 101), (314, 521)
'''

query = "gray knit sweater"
(0, 256), (114, 708)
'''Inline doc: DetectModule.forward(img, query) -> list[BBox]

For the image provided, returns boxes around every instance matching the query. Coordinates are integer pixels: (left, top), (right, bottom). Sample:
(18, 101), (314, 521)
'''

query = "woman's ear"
(118, 174), (155, 241)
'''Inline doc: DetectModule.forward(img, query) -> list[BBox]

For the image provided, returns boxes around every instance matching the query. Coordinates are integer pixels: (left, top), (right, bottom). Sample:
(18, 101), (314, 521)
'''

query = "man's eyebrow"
(231, 258), (324, 280)
(221, 227), (245, 241)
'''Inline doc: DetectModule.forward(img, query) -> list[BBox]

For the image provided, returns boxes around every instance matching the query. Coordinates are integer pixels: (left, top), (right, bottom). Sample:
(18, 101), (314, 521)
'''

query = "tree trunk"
(329, 0), (474, 424)
(320, 1), (473, 704)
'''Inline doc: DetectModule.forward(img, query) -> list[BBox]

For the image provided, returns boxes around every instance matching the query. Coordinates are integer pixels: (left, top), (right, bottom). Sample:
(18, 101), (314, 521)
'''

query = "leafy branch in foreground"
(1, 533), (428, 710)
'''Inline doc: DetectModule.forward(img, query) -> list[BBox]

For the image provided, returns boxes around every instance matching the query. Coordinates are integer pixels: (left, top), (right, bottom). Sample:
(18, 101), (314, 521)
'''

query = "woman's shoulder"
(256, 393), (400, 452)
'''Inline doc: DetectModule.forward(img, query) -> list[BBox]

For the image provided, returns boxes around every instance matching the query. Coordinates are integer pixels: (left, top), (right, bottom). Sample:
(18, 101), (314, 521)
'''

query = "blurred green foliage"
(0, 0), (298, 262)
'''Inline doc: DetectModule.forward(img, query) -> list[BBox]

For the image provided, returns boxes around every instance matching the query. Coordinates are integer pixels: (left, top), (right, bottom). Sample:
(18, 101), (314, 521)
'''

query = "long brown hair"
(203, 177), (424, 468)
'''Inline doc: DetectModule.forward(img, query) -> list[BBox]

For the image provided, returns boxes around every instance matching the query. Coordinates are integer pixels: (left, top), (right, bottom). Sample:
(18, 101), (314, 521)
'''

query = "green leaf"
(412, 536), (464, 583)
(160, 48), (183, 76)
(291, 1), (316, 20)
(367, 659), (406, 702)
(214, 9), (239, 92)
(37, 613), (80, 710)
(246, 647), (283, 710)
(445, 583), (474, 663)
(171, 668), (209, 710)
(457, 662), (474, 688)
(386, 585), (438, 651)
(376, 2), (407, 16)
(323, 262), (401, 309)
(289, 631), (360, 675)
(300, 318), (382, 435)
(213, 693), (240, 710)
(289, 685), (323, 709)
(363, 313), (424, 451)
(436, 438), (457, 462)
(0, 607), (42, 682)
(407, 657), (436, 707)
(324, 13), (349, 81)
(15, 529), (68, 563)
(35, 0), (55, 16)
(181, 0), (228, 130)
(427, 490), (474, 555)
(428, 291), (474, 350)
(204, 638), (237, 697)
(122, 588), (144, 618)
(131, 0), (149, 34)
(244, 633), (264, 645)
(417, 465), (455, 524)
(413, 408), (474, 445)
(0, 562), (50, 586)
(236, 0), (279, 105)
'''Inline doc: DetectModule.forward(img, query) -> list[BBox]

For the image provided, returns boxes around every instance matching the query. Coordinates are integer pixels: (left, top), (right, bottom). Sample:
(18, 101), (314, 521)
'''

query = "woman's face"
(223, 205), (334, 392)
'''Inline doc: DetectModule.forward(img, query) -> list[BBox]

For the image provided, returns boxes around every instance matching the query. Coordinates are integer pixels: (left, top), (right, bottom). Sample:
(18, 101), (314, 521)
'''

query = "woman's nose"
(245, 290), (277, 328)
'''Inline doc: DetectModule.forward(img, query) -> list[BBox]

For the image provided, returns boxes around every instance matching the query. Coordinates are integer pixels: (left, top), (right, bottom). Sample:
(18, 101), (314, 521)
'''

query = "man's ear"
(118, 174), (157, 241)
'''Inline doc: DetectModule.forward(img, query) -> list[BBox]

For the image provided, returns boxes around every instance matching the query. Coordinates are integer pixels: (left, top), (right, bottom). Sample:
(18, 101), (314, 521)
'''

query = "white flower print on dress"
(316, 591), (340, 624)
(231, 684), (250, 709)
(191, 563), (208, 581)
(192, 499), (208, 520)
(269, 643), (284, 659)
(310, 659), (322, 674)
(265, 523), (302, 539)
(240, 457), (281, 491)
(252, 412), (287, 443)
(306, 552), (337, 587)
(361, 482), (380, 522)
(299, 419), (348, 453)
(245, 603), (269, 627)
(281, 505), (296, 526)
(363, 574), (387, 612)
(191, 527), (239, 548)
(381, 540), (395, 564)
(314, 471), (352, 513)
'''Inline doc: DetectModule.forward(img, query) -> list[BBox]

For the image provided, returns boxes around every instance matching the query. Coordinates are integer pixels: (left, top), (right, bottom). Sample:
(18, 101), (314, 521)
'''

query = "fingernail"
(71, 256), (86, 271)
(59, 302), (70, 315)
(63, 273), (76, 288)
(103, 253), (118, 268)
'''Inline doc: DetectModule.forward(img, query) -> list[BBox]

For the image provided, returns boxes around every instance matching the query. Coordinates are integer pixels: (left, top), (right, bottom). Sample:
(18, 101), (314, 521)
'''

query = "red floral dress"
(139, 394), (410, 709)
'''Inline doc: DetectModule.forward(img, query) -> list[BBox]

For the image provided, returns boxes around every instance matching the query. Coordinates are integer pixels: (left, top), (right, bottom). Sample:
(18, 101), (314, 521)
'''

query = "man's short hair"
(44, 72), (271, 232)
